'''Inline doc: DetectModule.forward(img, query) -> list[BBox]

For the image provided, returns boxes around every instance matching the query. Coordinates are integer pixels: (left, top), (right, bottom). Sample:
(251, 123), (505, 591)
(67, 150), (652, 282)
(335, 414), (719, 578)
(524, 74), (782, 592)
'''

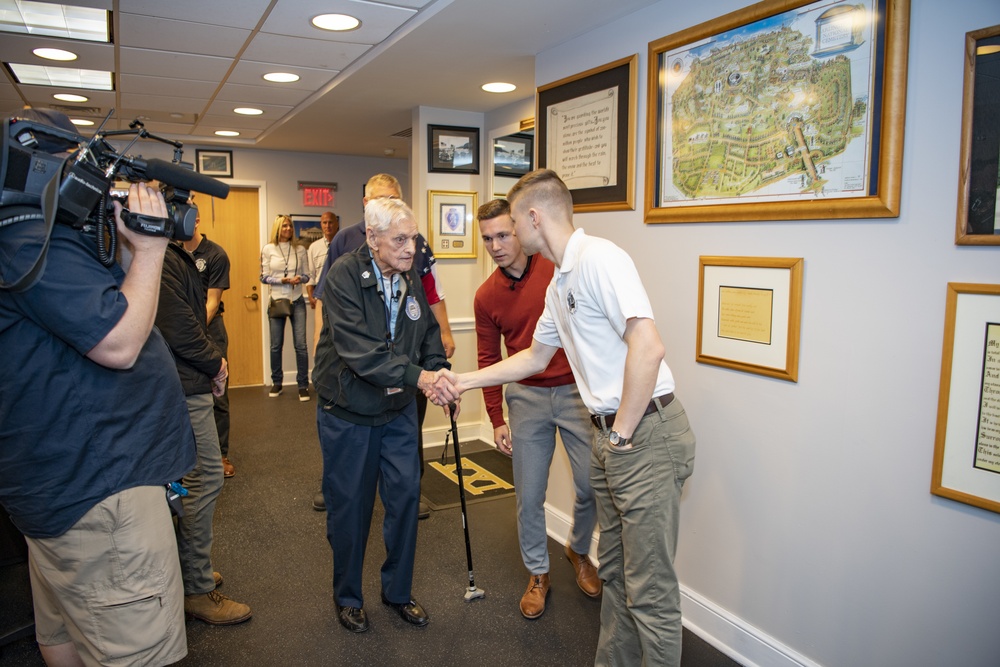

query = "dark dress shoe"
(337, 605), (369, 633)
(380, 592), (429, 626)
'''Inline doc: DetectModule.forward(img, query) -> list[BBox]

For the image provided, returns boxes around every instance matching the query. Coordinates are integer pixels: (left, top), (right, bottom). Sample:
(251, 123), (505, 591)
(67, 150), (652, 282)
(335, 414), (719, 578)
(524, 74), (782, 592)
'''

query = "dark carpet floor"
(0, 386), (741, 666)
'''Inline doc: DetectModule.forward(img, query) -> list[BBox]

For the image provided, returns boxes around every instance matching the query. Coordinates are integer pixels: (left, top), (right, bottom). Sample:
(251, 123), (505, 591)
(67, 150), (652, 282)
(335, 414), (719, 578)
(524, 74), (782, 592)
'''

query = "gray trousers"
(507, 382), (597, 574)
(592, 396), (696, 667)
(178, 393), (224, 595)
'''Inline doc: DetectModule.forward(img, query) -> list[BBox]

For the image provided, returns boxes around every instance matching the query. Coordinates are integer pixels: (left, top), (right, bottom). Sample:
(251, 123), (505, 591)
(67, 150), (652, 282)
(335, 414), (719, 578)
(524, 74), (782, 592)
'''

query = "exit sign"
(299, 181), (337, 208)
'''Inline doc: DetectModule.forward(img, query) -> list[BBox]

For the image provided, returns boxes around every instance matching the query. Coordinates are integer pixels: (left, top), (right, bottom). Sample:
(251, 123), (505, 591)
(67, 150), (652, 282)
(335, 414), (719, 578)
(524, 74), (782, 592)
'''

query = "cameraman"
(0, 180), (195, 665)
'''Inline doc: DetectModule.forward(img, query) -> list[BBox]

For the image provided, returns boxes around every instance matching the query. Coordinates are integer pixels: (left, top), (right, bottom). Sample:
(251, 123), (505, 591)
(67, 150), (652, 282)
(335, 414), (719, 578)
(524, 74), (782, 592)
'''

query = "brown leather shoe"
(222, 457), (235, 478)
(519, 573), (549, 619)
(213, 571), (223, 588)
(565, 544), (602, 598)
(184, 589), (252, 625)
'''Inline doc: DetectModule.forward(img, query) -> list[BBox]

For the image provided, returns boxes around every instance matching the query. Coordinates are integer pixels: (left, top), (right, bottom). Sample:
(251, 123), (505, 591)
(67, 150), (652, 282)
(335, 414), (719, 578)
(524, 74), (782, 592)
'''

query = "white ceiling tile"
(118, 74), (219, 98)
(119, 48), (232, 81)
(227, 60), (335, 91)
(242, 33), (370, 71)
(261, 0), (415, 44)
(118, 14), (251, 58)
(377, 0), (435, 8)
(0, 34), (114, 70)
(117, 0), (273, 30)
(189, 124), (262, 140)
(215, 82), (311, 106)
(201, 112), (280, 131)
(119, 92), (207, 114)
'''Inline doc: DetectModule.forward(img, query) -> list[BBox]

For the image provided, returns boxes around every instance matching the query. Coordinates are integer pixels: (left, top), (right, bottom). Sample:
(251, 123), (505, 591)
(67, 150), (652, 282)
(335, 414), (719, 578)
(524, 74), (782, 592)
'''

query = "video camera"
(0, 109), (230, 290)
(1, 110), (229, 239)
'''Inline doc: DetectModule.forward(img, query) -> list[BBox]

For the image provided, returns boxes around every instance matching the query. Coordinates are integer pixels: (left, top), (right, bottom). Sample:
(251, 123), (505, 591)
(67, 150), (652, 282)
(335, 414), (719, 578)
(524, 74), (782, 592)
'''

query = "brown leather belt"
(589, 393), (674, 431)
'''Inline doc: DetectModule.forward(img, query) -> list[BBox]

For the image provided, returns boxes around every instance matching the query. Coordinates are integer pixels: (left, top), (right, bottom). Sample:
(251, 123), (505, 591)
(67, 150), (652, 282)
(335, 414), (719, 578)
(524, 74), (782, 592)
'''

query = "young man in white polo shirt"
(435, 169), (696, 667)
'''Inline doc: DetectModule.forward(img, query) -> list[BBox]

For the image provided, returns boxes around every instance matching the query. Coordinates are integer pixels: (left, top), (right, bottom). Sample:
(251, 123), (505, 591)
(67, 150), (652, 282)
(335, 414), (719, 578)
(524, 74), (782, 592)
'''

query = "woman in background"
(260, 215), (311, 400)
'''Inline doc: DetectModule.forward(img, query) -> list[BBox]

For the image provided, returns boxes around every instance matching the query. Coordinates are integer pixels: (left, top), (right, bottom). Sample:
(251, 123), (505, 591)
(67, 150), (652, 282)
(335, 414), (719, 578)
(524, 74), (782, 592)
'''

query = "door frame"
(226, 179), (270, 386)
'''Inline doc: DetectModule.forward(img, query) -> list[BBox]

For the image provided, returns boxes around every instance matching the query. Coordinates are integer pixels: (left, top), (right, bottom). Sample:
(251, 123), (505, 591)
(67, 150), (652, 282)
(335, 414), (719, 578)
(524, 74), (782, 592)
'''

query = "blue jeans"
(592, 396), (695, 667)
(269, 297), (308, 388)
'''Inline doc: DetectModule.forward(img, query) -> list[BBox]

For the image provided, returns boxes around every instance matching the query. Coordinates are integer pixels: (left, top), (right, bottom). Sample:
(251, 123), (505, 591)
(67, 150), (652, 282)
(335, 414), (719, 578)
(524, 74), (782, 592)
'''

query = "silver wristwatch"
(609, 430), (632, 449)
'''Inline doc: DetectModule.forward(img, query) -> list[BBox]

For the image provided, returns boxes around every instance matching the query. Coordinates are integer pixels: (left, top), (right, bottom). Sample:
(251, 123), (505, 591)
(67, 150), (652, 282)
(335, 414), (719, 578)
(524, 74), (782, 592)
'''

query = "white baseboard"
(541, 504), (822, 667)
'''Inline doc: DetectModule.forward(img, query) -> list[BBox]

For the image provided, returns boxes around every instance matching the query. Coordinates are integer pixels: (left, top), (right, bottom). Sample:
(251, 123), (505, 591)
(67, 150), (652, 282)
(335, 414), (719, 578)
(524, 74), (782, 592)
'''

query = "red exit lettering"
(303, 187), (334, 207)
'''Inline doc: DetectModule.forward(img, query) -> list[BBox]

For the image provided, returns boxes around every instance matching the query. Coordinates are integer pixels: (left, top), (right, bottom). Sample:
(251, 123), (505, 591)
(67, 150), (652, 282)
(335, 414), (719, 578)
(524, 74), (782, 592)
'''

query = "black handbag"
(268, 297), (293, 319)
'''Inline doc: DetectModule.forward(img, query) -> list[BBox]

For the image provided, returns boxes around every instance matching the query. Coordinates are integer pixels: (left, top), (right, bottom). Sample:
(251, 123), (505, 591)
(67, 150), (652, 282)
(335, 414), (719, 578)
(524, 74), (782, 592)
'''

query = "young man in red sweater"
(473, 199), (600, 619)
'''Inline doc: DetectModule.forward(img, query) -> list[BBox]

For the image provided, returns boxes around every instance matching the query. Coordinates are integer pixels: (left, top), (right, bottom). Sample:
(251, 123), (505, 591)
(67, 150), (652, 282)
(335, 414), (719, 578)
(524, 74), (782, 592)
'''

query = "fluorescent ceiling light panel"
(0, 1), (109, 42)
(9, 62), (113, 90)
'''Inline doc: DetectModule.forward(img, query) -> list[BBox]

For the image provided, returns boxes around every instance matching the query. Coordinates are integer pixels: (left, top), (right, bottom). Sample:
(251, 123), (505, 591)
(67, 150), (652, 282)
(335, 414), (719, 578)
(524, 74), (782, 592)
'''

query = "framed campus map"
(645, 0), (910, 223)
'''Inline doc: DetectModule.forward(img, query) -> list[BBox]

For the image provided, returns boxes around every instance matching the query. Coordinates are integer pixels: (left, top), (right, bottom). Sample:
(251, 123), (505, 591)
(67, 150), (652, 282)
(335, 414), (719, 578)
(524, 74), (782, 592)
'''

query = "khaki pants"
(28, 485), (187, 666)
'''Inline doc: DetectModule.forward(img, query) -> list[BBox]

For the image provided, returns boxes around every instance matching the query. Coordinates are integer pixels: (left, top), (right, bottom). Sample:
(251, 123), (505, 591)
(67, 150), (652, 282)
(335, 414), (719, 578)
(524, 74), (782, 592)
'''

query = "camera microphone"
(129, 157), (230, 200)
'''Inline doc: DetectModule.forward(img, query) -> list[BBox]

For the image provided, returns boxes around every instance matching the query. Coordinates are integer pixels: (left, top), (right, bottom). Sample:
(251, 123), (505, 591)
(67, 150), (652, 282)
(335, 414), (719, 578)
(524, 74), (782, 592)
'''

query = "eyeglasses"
(370, 195), (401, 201)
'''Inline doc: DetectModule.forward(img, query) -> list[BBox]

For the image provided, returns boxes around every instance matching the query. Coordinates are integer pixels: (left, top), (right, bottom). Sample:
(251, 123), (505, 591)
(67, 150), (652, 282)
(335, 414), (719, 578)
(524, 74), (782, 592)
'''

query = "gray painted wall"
(535, 0), (1000, 665)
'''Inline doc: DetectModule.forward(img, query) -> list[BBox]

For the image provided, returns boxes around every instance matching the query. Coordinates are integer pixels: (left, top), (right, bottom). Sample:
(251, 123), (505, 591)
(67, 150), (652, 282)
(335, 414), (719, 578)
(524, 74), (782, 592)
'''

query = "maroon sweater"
(473, 255), (576, 428)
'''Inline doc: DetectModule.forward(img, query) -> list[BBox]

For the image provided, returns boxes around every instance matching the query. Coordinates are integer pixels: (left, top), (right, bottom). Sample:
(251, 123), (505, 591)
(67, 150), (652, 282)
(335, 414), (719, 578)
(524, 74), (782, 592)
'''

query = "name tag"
(385, 387), (403, 395)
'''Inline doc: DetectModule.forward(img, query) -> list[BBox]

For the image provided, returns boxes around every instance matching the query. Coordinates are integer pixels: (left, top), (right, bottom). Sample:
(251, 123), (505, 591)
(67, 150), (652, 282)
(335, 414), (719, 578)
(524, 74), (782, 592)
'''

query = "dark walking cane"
(448, 404), (485, 602)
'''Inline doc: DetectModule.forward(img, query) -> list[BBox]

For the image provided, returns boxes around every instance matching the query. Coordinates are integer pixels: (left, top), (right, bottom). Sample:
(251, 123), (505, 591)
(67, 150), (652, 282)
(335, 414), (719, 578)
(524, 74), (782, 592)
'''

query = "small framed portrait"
(493, 132), (534, 178)
(428, 124), (480, 174)
(427, 190), (478, 259)
(195, 149), (233, 178)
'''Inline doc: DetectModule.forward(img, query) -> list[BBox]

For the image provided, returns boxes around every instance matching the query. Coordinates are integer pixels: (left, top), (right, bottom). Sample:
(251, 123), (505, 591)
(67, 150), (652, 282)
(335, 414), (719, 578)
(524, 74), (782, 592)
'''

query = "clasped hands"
(417, 369), (465, 413)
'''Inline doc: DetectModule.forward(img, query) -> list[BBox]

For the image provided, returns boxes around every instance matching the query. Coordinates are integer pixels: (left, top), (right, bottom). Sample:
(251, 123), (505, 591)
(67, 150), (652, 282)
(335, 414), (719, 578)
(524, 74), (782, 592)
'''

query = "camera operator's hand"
(114, 183), (170, 255)
(88, 183), (170, 370)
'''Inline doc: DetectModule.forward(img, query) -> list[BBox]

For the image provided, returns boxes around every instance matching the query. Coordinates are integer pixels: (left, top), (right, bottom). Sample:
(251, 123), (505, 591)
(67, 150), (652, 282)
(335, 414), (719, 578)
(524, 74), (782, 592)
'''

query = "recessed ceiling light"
(215, 130), (240, 137)
(169, 112), (183, 119)
(234, 107), (263, 116)
(70, 118), (94, 126)
(53, 93), (88, 103)
(482, 82), (516, 93)
(8, 63), (113, 90)
(311, 13), (360, 31)
(0, 2), (109, 42)
(263, 72), (300, 83)
(33, 47), (77, 61)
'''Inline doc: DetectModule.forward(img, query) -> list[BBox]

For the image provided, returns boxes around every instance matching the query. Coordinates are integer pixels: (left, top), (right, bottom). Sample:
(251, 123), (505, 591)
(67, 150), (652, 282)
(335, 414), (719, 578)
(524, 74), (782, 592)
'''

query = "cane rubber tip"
(464, 587), (486, 602)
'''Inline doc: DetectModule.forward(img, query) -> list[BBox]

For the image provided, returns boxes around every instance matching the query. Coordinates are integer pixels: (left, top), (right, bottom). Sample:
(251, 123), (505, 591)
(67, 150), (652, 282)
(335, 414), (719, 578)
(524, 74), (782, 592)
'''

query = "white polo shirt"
(308, 238), (331, 286)
(533, 228), (674, 415)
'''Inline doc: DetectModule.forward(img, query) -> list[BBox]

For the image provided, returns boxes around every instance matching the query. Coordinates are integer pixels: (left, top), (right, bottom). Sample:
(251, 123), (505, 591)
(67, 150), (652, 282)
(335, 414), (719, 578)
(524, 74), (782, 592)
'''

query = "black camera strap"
(0, 156), (64, 292)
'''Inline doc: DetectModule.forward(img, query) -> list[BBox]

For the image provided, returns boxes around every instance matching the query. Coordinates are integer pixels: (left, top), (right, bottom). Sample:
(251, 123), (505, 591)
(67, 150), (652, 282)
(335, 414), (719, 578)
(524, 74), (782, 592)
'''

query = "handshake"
(418, 368), (467, 413)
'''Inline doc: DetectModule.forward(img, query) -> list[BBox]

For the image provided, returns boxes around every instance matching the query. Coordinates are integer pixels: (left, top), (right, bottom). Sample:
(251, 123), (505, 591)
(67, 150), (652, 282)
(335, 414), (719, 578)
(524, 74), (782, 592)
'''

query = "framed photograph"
(427, 190), (478, 259)
(955, 25), (1000, 245)
(696, 256), (803, 382)
(494, 132), (534, 178)
(537, 54), (637, 212)
(931, 283), (1000, 514)
(428, 125), (480, 174)
(195, 149), (233, 178)
(645, 0), (910, 223)
(291, 214), (322, 247)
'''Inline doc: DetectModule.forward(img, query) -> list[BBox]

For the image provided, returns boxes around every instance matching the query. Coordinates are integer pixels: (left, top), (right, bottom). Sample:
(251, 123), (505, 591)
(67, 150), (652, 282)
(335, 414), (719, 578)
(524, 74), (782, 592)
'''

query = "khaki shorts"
(27, 485), (187, 666)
